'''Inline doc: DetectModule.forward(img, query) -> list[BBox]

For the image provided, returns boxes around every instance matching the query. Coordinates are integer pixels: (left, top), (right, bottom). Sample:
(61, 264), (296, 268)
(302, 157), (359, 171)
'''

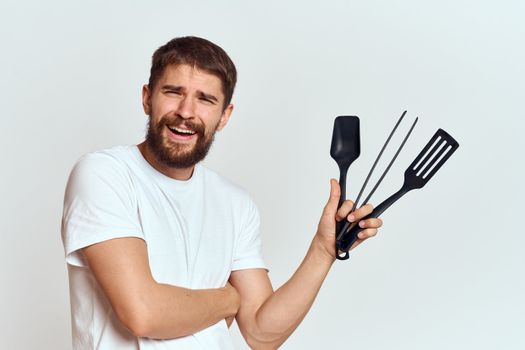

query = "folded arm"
(82, 237), (240, 339)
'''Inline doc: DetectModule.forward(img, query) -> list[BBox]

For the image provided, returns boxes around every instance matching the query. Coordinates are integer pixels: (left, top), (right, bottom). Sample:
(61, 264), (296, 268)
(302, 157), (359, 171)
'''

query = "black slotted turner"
(336, 128), (460, 257)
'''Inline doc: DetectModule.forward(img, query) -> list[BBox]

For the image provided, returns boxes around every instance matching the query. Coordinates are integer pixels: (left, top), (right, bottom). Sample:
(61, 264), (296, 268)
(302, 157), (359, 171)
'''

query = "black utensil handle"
(336, 170), (347, 234)
(336, 168), (350, 234)
(335, 187), (409, 259)
(338, 165), (348, 208)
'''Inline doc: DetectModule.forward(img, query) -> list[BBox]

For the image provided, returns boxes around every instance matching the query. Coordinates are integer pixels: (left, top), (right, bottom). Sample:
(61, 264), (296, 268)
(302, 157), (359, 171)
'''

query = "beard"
(145, 115), (217, 169)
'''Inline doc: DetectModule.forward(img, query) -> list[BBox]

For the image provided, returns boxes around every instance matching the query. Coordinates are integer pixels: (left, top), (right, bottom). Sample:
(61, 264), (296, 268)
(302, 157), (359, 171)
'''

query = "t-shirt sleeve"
(61, 153), (144, 267)
(231, 195), (267, 271)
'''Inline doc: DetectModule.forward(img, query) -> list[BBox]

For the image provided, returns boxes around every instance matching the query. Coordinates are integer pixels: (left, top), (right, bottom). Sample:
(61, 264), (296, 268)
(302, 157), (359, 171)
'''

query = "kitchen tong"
(330, 111), (459, 260)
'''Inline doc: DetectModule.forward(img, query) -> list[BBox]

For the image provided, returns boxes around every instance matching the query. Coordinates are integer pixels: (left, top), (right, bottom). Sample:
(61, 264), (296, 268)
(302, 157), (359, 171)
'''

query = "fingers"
(349, 226), (379, 251)
(356, 217), (383, 239)
(335, 199), (355, 221)
(347, 203), (374, 222)
(357, 228), (378, 239)
(358, 218), (383, 229)
(322, 179), (341, 218)
(347, 206), (384, 251)
(322, 179), (384, 241)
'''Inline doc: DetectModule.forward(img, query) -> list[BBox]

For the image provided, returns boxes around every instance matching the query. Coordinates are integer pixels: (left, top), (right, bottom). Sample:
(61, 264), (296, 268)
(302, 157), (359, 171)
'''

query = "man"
(61, 36), (382, 349)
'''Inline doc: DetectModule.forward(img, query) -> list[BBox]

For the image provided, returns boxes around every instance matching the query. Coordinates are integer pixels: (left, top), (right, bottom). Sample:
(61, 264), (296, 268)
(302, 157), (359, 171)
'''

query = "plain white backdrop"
(1, 0), (524, 349)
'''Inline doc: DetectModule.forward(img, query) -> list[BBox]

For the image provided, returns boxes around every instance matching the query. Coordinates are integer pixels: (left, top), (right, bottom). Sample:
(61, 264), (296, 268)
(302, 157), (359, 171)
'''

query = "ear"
(142, 84), (151, 115)
(216, 104), (234, 131)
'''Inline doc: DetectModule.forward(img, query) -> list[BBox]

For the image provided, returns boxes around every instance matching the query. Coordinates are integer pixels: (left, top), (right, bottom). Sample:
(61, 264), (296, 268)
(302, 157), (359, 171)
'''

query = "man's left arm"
(230, 179), (383, 349)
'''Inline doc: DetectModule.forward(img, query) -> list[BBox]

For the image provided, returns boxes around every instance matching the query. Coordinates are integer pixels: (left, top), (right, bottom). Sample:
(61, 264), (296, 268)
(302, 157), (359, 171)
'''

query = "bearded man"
(61, 36), (383, 349)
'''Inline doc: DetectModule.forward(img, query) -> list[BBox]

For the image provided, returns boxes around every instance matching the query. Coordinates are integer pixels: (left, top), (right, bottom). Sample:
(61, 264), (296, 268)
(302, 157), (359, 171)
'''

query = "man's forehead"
(160, 64), (223, 88)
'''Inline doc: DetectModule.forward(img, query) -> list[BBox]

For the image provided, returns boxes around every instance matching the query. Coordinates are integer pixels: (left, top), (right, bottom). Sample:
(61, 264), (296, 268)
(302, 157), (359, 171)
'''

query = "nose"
(176, 96), (195, 119)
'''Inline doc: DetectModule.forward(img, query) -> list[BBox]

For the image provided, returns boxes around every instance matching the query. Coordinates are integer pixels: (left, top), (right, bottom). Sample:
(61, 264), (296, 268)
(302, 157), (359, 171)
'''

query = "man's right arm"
(82, 236), (240, 339)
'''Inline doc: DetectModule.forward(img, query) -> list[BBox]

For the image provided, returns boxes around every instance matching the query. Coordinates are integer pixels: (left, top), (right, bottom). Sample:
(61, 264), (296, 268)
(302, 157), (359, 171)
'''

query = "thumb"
(323, 178), (341, 217)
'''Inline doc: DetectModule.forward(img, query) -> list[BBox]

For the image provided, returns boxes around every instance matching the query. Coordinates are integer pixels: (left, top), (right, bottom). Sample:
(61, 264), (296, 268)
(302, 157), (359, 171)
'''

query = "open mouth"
(167, 125), (197, 135)
(166, 125), (198, 140)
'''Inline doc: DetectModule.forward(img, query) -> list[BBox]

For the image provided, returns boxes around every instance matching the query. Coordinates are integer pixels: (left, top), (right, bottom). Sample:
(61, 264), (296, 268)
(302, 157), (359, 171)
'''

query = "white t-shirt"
(61, 145), (267, 350)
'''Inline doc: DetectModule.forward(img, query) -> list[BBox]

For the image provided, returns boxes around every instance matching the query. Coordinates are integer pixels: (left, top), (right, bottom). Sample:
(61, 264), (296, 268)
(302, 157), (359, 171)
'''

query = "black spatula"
(330, 116), (360, 208)
(336, 128), (459, 256)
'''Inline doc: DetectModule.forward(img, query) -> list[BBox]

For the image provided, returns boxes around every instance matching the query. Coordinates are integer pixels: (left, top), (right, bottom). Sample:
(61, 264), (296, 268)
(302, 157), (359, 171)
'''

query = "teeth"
(169, 126), (196, 135)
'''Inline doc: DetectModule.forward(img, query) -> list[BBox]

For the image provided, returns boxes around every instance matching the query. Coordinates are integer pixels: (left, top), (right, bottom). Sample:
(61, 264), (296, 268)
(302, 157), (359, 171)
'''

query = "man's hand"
(314, 179), (383, 260)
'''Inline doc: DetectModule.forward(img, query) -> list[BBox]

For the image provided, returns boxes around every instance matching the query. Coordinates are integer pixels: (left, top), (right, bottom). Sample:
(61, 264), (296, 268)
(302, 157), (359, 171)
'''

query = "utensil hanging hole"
(337, 249), (349, 260)
(416, 139), (446, 177)
(422, 144), (452, 179)
(413, 136), (441, 171)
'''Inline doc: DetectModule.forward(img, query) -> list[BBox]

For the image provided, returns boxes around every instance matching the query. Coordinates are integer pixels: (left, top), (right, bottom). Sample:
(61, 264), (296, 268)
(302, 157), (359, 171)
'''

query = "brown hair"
(148, 36), (237, 109)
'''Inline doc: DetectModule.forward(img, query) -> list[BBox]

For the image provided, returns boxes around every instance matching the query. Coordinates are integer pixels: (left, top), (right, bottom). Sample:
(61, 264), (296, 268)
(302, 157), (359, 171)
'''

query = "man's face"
(142, 64), (233, 169)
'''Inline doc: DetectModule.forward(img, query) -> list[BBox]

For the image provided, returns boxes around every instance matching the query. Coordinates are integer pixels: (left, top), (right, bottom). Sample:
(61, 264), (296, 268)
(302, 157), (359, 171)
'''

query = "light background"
(1, 0), (524, 349)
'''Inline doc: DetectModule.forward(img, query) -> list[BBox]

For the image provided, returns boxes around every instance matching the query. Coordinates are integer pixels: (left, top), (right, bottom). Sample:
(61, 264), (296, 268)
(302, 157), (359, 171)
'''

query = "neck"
(137, 142), (195, 181)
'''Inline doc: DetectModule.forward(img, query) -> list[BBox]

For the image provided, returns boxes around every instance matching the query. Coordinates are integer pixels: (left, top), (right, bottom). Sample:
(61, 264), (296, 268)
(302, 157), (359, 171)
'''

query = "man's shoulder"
(77, 145), (132, 164)
(69, 145), (135, 182)
(74, 145), (133, 168)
